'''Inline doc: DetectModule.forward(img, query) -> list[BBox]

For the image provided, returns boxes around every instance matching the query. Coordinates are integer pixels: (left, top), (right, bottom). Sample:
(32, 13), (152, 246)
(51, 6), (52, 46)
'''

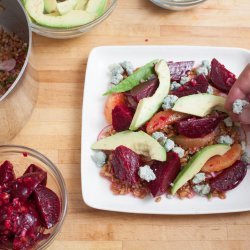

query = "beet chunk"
(210, 58), (236, 93)
(167, 61), (194, 81)
(175, 115), (224, 138)
(11, 172), (46, 200)
(33, 185), (61, 229)
(172, 74), (209, 97)
(147, 152), (181, 197)
(24, 164), (47, 186)
(112, 105), (134, 132)
(210, 160), (247, 192)
(111, 146), (140, 185)
(0, 161), (15, 186)
(125, 77), (159, 109)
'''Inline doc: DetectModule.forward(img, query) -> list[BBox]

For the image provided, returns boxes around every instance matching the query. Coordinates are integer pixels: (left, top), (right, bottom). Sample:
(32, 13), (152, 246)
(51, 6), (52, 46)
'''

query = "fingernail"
(239, 105), (250, 124)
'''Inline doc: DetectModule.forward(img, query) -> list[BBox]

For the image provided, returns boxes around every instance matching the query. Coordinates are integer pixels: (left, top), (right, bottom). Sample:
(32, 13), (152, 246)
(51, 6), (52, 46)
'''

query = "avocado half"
(129, 60), (171, 131)
(171, 144), (231, 195)
(91, 131), (166, 161)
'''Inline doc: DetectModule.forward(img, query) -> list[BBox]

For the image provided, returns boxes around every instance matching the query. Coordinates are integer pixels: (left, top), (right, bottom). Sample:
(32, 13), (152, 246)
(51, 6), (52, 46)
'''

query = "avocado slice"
(57, 0), (78, 15)
(129, 60), (171, 131)
(91, 131), (166, 161)
(44, 0), (57, 14)
(171, 144), (231, 195)
(86, 0), (107, 17)
(25, 0), (96, 28)
(75, 0), (88, 10)
(172, 93), (226, 117)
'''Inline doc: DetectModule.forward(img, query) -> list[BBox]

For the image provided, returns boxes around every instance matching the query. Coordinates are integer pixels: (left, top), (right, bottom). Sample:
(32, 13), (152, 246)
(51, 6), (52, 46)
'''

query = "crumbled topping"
(196, 60), (211, 76)
(164, 138), (175, 152)
(166, 194), (173, 199)
(180, 76), (189, 85)
(162, 95), (178, 110)
(170, 81), (182, 91)
(217, 135), (234, 145)
(232, 99), (249, 114)
(192, 173), (206, 184)
(138, 165), (156, 182)
(110, 73), (123, 85)
(110, 63), (124, 75)
(207, 85), (214, 95)
(241, 152), (250, 164)
(91, 151), (107, 168)
(152, 132), (165, 141)
(193, 184), (211, 196)
(223, 117), (233, 127)
(120, 61), (134, 75)
(172, 146), (185, 158)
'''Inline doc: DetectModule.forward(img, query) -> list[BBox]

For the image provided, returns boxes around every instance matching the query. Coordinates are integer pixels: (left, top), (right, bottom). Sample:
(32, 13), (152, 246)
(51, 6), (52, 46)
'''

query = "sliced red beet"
(172, 74), (209, 97)
(24, 164), (47, 186)
(210, 58), (236, 93)
(210, 160), (247, 192)
(167, 61), (194, 81)
(11, 172), (46, 200)
(175, 115), (224, 138)
(111, 146), (140, 185)
(125, 77), (159, 109)
(112, 105), (134, 132)
(0, 161), (15, 186)
(33, 185), (61, 229)
(147, 152), (181, 197)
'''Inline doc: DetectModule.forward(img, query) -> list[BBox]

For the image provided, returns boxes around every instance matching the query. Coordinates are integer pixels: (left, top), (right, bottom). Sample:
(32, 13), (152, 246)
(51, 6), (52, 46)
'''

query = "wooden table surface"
(12, 0), (250, 249)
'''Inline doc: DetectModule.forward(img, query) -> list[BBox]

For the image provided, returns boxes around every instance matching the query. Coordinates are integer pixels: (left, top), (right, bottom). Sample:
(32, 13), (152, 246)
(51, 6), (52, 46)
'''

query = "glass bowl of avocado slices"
(21, 0), (117, 39)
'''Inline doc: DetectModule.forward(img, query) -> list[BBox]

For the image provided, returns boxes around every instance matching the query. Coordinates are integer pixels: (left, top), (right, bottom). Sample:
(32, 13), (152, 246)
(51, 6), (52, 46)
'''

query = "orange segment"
(173, 130), (216, 150)
(146, 110), (188, 134)
(201, 144), (242, 173)
(104, 93), (125, 124)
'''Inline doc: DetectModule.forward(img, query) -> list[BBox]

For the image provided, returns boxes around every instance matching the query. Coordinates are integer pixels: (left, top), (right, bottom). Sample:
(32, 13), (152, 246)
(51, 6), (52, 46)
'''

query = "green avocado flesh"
(44, 0), (57, 13)
(129, 60), (171, 131)
(104, 60), (158, 95)
(86, 0), (107, 17)
(25, 0), (99, 28)
(91, 131), (166, 161)
(172, 93), (226, 117)
(171, 144), (231, 195)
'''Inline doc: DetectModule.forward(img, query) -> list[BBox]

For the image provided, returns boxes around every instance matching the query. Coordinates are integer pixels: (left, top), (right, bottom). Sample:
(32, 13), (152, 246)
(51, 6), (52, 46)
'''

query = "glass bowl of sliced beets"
(91, 58), (249, 201)
(0, 145), (67, 250)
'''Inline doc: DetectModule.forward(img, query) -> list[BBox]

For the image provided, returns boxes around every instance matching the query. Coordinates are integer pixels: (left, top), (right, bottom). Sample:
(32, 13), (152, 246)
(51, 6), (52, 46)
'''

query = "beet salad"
(91, 58), (249, 201)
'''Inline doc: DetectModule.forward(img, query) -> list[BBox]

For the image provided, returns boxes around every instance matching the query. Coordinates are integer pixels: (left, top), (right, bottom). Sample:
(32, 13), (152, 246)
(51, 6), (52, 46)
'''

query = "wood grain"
(10, 0), (250, 249)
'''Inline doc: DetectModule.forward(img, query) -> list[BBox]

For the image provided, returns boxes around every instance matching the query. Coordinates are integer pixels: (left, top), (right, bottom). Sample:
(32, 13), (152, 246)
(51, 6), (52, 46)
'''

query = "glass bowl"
(24, 0), (117, 39)
(150, 0), (208, 11)
(0, 145), (68, 250)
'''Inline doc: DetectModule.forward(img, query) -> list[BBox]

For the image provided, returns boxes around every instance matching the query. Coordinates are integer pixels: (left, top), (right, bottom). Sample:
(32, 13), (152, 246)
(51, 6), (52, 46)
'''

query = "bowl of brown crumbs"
(0, 0), (39, 143)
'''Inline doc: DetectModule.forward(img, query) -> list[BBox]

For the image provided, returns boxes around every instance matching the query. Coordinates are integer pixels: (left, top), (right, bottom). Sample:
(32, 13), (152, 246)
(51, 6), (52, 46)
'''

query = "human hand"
(225, 64), (250, 124)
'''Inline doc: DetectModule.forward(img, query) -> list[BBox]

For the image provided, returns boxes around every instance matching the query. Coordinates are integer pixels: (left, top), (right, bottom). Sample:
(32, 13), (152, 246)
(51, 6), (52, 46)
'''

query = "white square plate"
(81, 45), (250, 214)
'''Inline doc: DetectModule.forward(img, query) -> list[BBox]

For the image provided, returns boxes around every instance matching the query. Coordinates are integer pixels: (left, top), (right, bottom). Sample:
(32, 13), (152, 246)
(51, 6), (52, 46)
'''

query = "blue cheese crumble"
(223, 117), (233, 127)
(110, 63), (124, 75)
(138, 165), (156, 182)
(217, 135), (234, 145)
(192, 173), (206, 184)
(170, 81), (182, 91)
(164, 138), (175, 152)
(152, 132), (175, 152)
(121, 61), (134, 75)
(241, 152), (250, 164)
(111, 73), (123, 85)
(207, 85), (214, 95)
(193, 184), (211, 196)
(232, 99), (249, 114)
(91, 151), (107, 168)
(180, 76), (189, 85)
(162, 95), (178, 110)
(172, 147), (185, 158)
(196, 60), (211, 76)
